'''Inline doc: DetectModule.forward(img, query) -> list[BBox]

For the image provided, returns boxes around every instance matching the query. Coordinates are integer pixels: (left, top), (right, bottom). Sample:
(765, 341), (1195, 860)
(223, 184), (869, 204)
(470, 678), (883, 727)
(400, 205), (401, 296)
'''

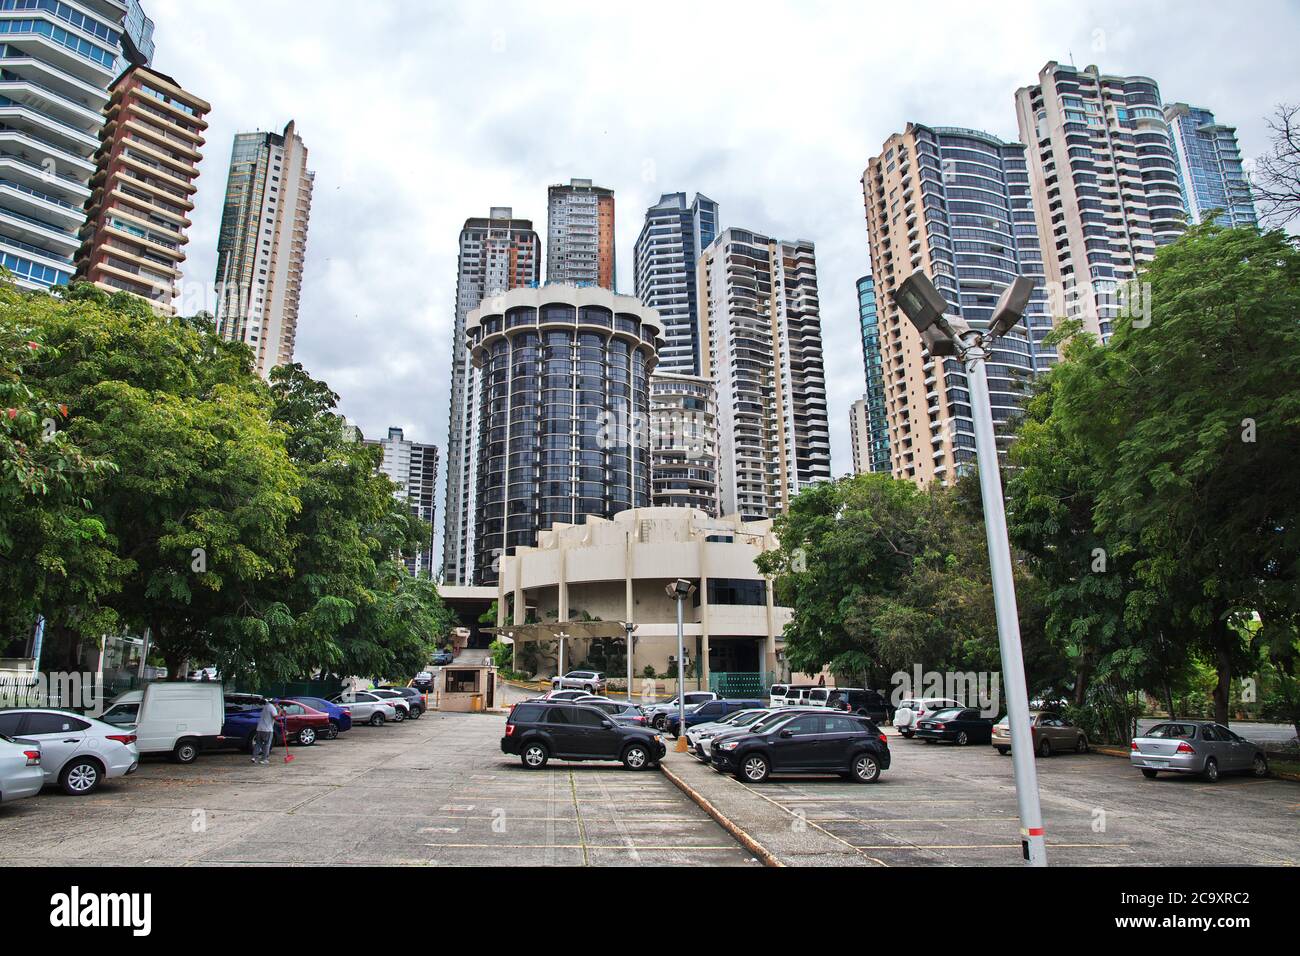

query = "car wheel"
(1252, 754), (1269, 778)
(622, 743), (651, 770)
(521, 742), (548, 769)
(956, 731), (969, 746)
(900, 729), (914, 738)
(60, 758), (102, 796)
(408, 707), (421, 720)
(298, 727), (317, 746)
(1076, 735), (1089, 754)
(326, 722), (339, 740)
(392, 709), (405, 722)
(368, 713), (385, 727)
(996, 746), (1010, 755)
(1202, 757), (1219, 783)
(851, 753), (881, 783)
(584, 684), (594, 693)
(739, 753), (770, 783)
(652, 715), (665, 730)
(1037, 737), (1051, 758)
(172, 739), (199, 764)
(1141, 768), (1158, 779)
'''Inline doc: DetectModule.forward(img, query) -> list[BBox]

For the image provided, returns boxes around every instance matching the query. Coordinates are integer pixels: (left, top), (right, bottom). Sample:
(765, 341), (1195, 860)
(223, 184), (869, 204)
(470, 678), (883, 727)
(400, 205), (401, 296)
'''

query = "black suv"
(710, 711), (890, 783)
(825, 688), (891, 722)
(501, 701), (666, 771)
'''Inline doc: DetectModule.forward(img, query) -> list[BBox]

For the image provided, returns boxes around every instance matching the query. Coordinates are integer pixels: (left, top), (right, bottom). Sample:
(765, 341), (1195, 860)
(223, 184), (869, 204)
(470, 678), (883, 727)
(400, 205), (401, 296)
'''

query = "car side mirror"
(779, 729), (794, 738)
(602, 720), (614, 729)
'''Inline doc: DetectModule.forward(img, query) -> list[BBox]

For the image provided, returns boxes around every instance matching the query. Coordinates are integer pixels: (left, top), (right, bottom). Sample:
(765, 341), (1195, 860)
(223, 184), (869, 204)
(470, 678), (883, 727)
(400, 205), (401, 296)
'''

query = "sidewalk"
(657, 748), (883, 867)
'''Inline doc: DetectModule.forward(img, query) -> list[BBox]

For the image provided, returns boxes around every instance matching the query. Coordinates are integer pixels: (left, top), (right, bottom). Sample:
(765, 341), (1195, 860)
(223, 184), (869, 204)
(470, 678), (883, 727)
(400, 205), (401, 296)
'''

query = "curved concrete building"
(496, 507), (792, 687)
(465, 285), (664, 585)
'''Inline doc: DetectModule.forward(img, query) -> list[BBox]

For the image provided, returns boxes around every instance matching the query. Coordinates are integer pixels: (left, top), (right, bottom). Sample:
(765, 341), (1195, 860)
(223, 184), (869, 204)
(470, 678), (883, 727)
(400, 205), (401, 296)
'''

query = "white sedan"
(685, 708), (771, 761)
(0, 710), (139, 796)
(331, 692), (399, 726)
(0, 734), (44, 806)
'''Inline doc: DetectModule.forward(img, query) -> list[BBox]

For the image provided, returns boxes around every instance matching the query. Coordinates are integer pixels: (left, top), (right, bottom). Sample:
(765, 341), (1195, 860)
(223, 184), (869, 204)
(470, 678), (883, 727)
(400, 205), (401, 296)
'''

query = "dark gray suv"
(501, 701), (665, 770)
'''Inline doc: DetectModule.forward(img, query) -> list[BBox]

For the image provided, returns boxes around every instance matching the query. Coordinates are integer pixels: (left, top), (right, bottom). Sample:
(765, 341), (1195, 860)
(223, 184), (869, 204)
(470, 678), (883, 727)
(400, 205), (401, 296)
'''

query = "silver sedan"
(1130, 720), (1269, 782)
(0, 734), (44, 805)
(0, 710), (139, 795)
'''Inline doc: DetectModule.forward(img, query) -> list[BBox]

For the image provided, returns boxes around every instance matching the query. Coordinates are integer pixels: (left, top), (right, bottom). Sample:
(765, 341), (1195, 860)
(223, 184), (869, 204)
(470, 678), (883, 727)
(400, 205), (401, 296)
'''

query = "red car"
(275, 700), (332, 746)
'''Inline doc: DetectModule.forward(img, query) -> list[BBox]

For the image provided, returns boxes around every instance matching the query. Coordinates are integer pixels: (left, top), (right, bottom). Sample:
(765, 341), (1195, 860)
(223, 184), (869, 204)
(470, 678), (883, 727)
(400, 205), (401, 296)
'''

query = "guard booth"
(436, 663), (498, 712)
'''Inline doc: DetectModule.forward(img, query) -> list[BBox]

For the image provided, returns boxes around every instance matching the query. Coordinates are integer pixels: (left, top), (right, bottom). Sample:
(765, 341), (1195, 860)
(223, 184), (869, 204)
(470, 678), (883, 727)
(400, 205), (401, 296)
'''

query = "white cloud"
(149, 0), (1300, 490)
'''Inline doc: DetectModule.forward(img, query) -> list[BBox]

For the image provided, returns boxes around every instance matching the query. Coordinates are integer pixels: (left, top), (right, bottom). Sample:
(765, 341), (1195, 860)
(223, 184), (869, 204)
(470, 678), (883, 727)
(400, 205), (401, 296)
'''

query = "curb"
(1092, 743), (1300, 782)
(658, 760), (783, 868)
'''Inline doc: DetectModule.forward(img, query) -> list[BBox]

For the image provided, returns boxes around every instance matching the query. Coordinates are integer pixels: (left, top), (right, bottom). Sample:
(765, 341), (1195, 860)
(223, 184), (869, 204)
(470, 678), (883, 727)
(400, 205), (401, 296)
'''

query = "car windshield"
(730, 710), (767, 727)
(929, 708), (963, 719)
(749, 712), (794, 733)
(102, 704), (138, 725)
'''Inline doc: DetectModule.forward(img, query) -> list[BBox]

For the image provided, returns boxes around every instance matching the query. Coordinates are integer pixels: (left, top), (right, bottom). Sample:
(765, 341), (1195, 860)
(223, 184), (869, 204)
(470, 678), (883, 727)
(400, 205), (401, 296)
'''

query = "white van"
(100, 683), (223, 763)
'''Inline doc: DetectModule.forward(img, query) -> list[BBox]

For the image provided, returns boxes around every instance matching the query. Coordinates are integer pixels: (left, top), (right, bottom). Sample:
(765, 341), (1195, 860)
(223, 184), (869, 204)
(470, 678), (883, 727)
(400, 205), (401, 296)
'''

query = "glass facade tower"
(1163, 103), (1258, 228)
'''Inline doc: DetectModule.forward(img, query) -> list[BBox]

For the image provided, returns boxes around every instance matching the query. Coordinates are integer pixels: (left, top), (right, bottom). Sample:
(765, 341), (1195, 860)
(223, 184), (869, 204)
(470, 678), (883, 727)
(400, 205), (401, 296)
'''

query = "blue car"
(664, 699), (766, 737)
(286, 696), (353, 738)
(218, 707), (287, 752)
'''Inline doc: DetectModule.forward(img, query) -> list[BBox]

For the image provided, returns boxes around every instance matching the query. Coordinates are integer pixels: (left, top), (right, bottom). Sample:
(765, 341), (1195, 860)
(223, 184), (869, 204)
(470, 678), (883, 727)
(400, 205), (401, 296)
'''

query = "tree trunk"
(1210, 618), (1233, 726)
(1073, 664), (1090, 707)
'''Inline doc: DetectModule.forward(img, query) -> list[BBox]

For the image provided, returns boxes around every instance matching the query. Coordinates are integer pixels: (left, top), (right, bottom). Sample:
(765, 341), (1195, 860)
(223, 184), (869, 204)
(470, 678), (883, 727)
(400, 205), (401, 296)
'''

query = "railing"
(709, 671), (775, 699)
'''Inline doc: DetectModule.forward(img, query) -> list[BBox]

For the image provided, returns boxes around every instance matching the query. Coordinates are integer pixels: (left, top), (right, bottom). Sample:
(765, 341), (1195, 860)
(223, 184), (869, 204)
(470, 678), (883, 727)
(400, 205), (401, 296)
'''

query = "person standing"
(252, 699), (279, 764)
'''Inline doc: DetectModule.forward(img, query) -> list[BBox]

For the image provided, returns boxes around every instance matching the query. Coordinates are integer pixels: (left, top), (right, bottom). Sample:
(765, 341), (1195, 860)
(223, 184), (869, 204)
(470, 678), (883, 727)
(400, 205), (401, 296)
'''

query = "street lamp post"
(891, 271), (1047, 867)
(625, 621), (635, 704)
(666, 579), (696, 752)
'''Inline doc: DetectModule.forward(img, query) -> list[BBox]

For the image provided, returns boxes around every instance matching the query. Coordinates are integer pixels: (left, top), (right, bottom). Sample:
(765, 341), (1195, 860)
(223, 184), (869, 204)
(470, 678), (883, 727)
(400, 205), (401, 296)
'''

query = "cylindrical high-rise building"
(465, 286), (664, 585)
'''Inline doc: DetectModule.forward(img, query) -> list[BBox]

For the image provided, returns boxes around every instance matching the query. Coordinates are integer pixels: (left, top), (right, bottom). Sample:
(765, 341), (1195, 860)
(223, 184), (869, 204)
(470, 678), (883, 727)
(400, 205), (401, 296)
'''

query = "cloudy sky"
(149, 0), (1300, 486)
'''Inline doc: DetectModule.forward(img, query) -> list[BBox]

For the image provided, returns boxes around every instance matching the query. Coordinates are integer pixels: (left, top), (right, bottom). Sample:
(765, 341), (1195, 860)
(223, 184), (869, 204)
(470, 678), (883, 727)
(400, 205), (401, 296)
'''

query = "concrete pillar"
(699, 533), (710, 689)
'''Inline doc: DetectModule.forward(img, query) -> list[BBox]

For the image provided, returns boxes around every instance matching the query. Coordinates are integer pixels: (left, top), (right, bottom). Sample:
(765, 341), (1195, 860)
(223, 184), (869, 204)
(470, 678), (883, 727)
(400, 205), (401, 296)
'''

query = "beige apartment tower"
(213, 121), (315, 377)
(1015, 61), (1185, 341)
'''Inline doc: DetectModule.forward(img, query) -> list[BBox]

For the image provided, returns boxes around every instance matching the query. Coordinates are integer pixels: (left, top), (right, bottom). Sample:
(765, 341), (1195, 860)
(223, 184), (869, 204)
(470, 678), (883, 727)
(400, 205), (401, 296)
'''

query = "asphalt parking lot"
(663, 728), (1300, 866)
(0, 710), (758, 867)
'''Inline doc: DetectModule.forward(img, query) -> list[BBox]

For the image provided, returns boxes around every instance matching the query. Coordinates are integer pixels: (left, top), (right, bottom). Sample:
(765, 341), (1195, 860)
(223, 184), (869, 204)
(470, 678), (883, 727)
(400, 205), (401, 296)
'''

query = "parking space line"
(567, 770), (591, 866)
(729, 777), (890, 867)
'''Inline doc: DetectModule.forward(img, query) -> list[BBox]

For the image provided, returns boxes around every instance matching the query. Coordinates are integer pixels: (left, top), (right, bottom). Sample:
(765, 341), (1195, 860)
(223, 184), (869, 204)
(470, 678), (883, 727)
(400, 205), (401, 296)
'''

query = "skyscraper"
(75, 65), (209, 312)
(848, 397), (871, 476)
(1163, 103), (1258, 228)
(367, 427), (440, 579)
(1015, 61), (1186, 341)
(464, 286), (662, 586)
(441, 208), (540, 586)
(649, 372), (720, 515)
(0, 0), (155, 291)
(855, 275), (890, 474)
(633, 192), (718, 375)
(862, 124), (1048, 485)
(698, 228), (831, 519)
(213, 121), (314, 378)
(546, 178), (615, 289)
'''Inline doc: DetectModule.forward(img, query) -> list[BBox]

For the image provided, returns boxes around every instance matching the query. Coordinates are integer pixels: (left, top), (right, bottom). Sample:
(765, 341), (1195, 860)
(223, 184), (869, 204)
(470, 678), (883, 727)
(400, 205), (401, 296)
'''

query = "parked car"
(686, 708), (771, 761)
(432, 650), (455, 667)
(644, 692), (719, 729)
(331, 691), (399, 726)
(370, 688), (421, 719)
(540, 689), (594, 702)
(664, 698), (766, 737)
(1130, 721), (1269, 782)
(992, 711), (1089, 756)
(915, 708), (995, 745)
(706, 707), (827, 759)
(0, 734), (44, 806)
(892, 697), (962, 738)
(289, 696), (353, 737)
(768, 684), (814, 707)
(821, 687), (891, 722)
(573, 697), (647, 726)
(0, 710), (139, 795)
(411, 671), (435, 691)
(551, 670), (606, 694)
(501, 701), (666, 770)
(222, 701), (331, 749)
(710, 711), (890, 783)
(100, 682), (223, 763)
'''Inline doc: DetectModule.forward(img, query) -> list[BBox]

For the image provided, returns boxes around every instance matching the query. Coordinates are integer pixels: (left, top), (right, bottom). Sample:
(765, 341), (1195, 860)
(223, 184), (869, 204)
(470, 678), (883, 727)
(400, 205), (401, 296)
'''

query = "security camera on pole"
(665, 578), (696, 753)
(890, 271), (1047, 867)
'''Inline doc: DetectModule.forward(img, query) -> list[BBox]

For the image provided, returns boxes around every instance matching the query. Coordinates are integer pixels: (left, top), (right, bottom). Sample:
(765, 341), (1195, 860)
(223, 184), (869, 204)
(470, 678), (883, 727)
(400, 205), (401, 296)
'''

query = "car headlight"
(718, 740), (739, 751)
